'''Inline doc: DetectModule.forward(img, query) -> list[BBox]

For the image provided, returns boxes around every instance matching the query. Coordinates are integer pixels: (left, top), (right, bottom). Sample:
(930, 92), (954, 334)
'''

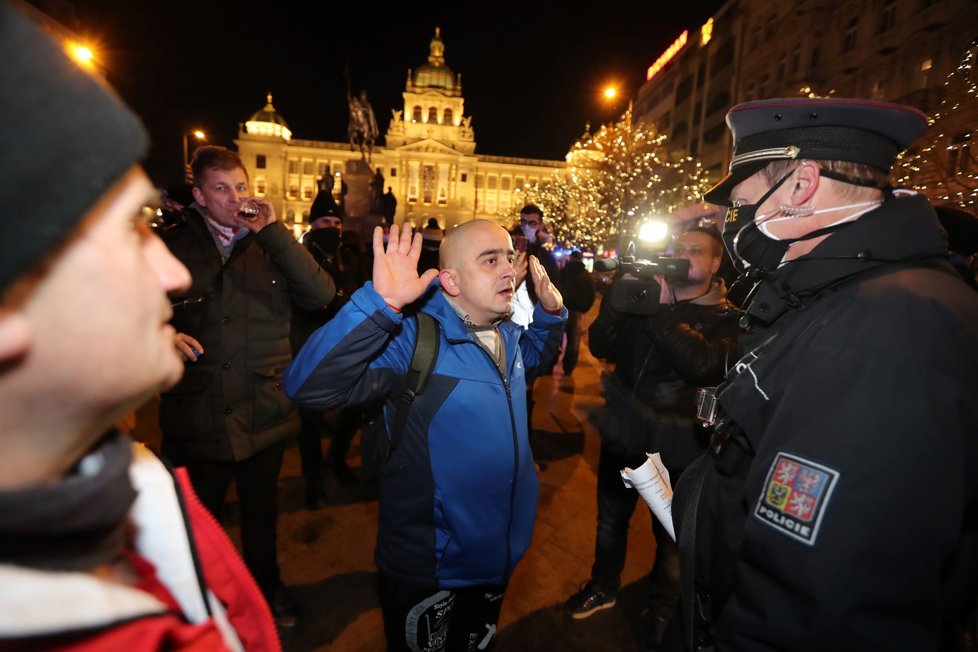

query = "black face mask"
(722, 171), (795, 273)
(307, 227), (341, 260)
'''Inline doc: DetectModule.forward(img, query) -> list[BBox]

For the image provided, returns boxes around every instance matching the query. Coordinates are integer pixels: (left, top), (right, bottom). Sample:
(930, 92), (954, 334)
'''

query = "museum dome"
(413, 27), (458, 91)
(245, 92), (292, 140)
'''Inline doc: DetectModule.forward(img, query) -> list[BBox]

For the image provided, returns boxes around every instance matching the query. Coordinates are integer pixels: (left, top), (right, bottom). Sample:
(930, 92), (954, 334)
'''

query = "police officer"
(669, 98), (978, 651)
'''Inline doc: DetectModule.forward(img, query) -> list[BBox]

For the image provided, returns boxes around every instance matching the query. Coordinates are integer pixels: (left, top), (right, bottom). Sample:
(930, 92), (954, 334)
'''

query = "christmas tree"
(517, 110), (713, 251)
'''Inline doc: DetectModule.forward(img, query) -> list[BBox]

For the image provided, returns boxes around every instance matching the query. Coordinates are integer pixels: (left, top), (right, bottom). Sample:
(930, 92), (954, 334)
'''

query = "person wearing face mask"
(293, 191), (369, 504)
(159, 146), (335, 629)
(664, 98), (978, 652)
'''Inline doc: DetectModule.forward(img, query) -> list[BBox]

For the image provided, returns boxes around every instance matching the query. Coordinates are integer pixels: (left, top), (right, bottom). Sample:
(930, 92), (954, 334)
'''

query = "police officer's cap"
(703, 98), (927, 205)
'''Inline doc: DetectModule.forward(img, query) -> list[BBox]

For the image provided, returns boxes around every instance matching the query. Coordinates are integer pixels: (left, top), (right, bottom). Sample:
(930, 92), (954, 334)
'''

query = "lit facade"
(236, 29), (563, 238)
(634, 0), (978, 193)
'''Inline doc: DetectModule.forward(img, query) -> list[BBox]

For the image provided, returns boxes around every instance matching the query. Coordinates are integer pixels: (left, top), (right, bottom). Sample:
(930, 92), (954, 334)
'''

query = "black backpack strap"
(390, 312), (439, 452)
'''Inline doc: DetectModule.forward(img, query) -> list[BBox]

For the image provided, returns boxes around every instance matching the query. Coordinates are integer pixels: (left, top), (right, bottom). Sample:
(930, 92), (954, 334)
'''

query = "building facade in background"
(635, 0), (977, 194)
(236, 29), (564, 238)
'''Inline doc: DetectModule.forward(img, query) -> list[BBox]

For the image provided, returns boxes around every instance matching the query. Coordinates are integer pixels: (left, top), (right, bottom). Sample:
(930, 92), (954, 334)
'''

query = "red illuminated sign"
(646, 30), (688, 81)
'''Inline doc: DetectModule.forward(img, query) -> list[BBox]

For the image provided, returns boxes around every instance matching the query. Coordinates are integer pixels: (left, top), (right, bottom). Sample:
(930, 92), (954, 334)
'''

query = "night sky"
(74, 1), (724, 186)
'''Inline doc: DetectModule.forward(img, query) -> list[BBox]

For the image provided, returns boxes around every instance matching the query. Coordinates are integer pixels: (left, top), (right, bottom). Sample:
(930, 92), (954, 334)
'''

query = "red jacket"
(0, 443), (280, 651)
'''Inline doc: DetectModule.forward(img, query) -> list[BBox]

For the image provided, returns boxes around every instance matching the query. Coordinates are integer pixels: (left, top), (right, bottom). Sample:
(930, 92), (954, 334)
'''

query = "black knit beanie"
(0, 2), (149, 295)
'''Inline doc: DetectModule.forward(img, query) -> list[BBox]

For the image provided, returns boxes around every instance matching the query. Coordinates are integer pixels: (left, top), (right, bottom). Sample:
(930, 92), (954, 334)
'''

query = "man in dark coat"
(668, 98), (978, 651)
(565, 228), (737, 652)
(556, 249), (596, 375)
(159, 146), (335, 628)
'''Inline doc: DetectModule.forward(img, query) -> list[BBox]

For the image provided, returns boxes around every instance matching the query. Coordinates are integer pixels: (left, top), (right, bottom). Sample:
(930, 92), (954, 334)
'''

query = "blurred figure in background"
(556, 249), (596, 375)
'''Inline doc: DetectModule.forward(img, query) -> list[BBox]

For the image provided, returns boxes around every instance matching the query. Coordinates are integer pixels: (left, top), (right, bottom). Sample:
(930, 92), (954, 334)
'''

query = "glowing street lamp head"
(603, 86), (617, 100)
(192, 129), (206, 141)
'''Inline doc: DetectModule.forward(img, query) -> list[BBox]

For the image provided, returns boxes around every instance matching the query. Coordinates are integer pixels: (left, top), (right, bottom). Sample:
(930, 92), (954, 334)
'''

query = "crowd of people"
(2, 2), (978, 651)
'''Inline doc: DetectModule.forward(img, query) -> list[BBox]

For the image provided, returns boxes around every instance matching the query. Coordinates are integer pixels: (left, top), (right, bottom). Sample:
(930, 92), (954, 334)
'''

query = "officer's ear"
(789, 161), (821, 206)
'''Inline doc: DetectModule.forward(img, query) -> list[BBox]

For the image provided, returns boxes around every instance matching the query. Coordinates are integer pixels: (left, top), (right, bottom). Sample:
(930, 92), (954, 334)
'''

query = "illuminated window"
(302, 160), (314, 175)
(288, 160), (298, 174)
(255, 178), (266, 195)
(428, 107), (438, 123)
(288, 184), (298, 198)
(444, 108), (453, 124)
(303, 186), (312, 200)
(412, 106), (422, 122)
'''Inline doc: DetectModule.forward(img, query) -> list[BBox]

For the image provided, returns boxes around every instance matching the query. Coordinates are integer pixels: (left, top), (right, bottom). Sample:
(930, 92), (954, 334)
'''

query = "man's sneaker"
(564, 581), (616, 619)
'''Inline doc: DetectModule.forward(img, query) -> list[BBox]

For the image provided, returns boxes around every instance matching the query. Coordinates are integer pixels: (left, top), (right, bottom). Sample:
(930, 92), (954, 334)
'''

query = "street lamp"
(183, 129), (206, 182)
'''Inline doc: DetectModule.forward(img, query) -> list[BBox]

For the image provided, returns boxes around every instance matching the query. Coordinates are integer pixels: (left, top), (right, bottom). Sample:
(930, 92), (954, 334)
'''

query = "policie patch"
(753, 452), (839, 546)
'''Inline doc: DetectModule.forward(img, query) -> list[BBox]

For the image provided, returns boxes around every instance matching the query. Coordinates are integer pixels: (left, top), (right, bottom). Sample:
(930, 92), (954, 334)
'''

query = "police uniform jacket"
(674, 192), (978, 650)
(159, 207), (335, 462)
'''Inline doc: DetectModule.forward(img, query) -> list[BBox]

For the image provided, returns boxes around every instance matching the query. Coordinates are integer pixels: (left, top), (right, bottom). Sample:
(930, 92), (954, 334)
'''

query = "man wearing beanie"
(293, 186), (368, 504)
(667, 98), (978, 650)
(0, 2), (279, 649)
(158, 144), (334, 629)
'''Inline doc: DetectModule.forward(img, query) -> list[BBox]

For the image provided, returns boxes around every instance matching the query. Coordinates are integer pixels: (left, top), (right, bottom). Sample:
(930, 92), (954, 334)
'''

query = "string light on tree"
(895, 39), (978, 213)
(515, 109), (712, 251)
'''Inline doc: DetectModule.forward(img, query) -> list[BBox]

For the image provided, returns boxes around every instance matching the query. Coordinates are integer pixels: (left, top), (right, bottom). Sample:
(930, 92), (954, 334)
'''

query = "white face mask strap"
(757, 199), (883, 238)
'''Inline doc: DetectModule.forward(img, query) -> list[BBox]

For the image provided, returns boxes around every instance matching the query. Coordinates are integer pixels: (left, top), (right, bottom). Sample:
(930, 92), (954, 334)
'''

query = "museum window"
(318, 162), (328, 176)
(288, 160), (298, 174)
(443, 108), (453, 124)
(460, 173), (467, 182)
(288, 184), (298, 199)
(501, 176), (511, 191)
(428, 107), (438, 123)
(390, 167), (397, 177)
(255, 178), (266, 195)
(303, 160), (314, 175)
(412, 106), (422, 122)
(303, 186), (312, 200)
(256, 154), (266, 169)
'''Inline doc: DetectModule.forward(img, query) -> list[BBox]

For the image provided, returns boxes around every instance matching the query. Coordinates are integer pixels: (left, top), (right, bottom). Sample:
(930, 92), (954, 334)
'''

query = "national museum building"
(236, 29), (564, 238)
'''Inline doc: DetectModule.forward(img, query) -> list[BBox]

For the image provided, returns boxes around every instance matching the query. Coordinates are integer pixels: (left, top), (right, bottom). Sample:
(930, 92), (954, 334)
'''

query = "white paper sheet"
(620, 452), (675, 541)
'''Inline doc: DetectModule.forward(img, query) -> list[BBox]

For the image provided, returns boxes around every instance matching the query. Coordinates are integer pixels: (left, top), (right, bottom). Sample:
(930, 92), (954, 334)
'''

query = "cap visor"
(703, 160), (770, 206)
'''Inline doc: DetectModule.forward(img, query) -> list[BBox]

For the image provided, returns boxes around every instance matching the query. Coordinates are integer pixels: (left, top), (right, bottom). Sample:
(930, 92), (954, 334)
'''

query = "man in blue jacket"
(285, 220), (565, 651)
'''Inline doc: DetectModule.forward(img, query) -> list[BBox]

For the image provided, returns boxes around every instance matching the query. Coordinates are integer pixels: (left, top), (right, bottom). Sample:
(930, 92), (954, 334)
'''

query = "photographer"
(565, 227), (738, 651)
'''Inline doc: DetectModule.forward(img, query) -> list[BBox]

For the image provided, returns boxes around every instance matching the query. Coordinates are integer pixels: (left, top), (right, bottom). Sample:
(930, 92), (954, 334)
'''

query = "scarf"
(0, 432), (136, 571)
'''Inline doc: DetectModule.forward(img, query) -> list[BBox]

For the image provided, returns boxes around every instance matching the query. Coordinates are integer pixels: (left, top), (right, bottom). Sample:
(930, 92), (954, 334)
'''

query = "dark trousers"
(591, 442), (680, 616)
(378, 576), (507, 652)
(297, 406), (360, 481)
(175, 440), (286, 597)
(562, 309), (583, 374)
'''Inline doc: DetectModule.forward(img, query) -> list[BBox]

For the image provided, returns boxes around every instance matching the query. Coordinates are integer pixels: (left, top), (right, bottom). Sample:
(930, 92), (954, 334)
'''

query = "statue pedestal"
(343, 158), (385, 244)
(343, 159), (373, 219)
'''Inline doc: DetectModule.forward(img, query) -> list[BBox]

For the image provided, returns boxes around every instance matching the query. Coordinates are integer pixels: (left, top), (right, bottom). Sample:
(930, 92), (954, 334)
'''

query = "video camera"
(595, 253), (690, 317)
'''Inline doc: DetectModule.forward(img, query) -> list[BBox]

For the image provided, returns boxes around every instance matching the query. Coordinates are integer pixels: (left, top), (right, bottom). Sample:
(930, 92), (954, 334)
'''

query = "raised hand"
(528, 254), (563, 313)
(373, 223), (439, 310)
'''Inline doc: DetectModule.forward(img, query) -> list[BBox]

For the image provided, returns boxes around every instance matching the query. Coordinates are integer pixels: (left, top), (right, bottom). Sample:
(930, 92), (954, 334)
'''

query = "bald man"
(286, 220), (566, 651)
